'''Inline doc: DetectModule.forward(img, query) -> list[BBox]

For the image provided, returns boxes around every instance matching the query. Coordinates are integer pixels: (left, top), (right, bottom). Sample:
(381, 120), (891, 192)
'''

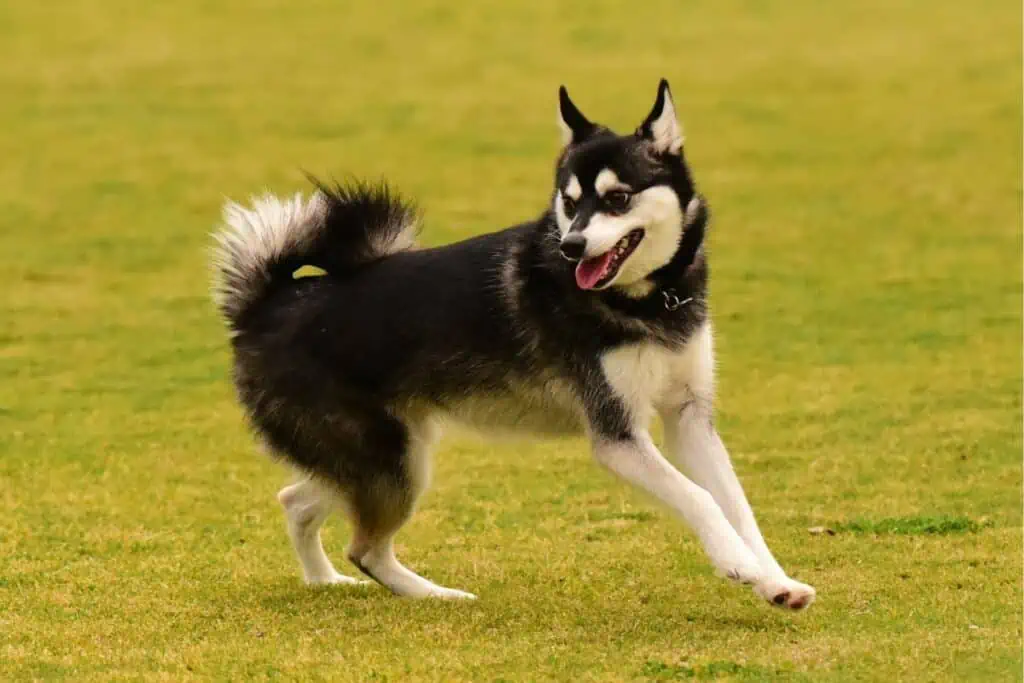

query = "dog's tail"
(211, 180), (419, 332)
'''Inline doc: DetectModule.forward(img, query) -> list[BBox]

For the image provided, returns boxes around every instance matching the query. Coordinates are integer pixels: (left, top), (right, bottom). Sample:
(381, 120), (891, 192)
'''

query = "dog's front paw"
(754, 577), (816, 610)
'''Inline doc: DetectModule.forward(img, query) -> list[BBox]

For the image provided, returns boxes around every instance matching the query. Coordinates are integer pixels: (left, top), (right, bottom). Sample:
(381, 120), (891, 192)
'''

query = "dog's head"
(553, 80), (704, 294)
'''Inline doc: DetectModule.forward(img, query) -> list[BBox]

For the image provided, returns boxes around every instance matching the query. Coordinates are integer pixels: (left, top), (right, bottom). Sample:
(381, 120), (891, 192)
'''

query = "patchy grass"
(0, 0), (1020, 681)
(832, 516), (991, 536)
(641, 659), (804, 681)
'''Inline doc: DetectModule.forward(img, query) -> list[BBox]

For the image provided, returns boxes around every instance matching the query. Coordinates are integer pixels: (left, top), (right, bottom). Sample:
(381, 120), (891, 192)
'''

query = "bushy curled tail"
(210, 180), (419, 331)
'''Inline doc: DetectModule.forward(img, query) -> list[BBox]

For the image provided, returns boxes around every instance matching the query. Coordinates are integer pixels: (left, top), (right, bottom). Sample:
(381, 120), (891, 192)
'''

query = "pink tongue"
(575, 251), (615, 290)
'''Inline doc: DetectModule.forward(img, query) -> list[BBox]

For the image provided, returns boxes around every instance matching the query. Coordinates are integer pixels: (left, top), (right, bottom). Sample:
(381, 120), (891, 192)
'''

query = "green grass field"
(1, 1), (1020, 680)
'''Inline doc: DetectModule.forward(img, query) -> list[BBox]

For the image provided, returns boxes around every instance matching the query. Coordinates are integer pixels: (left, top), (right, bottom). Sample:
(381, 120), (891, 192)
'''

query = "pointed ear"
(558, 86), (596, 146)
(637, 79), (684, 155)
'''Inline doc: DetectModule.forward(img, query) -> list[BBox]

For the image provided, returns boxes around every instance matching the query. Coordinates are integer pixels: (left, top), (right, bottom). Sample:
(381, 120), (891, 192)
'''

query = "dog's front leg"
(660, 404), (816, 610)
(591, 431), (763, 586)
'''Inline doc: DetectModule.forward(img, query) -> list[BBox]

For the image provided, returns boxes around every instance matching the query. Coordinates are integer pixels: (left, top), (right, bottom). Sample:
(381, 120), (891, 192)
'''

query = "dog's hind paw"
(425, 586), (477, 600)
(305, 571), (371, 587)
(754, 577), (816, 610)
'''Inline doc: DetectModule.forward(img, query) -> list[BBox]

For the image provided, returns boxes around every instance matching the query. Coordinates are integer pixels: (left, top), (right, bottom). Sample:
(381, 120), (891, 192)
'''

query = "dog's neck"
(647, 194), (707, 290)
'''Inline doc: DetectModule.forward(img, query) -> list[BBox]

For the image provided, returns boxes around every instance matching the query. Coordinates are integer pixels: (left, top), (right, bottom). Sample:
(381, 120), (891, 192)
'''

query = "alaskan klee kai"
(211, 80), (816, 610)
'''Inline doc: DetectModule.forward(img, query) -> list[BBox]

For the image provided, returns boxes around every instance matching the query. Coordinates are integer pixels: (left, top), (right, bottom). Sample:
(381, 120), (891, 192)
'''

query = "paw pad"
(788, 595), (811, 610)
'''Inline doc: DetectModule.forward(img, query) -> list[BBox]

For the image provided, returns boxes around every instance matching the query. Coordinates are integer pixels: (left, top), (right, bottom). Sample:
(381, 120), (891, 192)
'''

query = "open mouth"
(575, 229), (644, 290)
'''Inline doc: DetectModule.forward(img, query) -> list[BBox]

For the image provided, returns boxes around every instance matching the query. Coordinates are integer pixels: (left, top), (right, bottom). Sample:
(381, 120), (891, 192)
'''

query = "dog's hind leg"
(344, 417), (476, 600)
(278, 477), (365, 586)
(348, 518), (476, 599)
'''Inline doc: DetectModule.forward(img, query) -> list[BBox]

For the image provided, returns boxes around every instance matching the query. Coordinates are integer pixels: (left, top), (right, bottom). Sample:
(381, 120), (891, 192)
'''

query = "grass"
(0, 0), (1020, 680)
(830, 515), (992, 536)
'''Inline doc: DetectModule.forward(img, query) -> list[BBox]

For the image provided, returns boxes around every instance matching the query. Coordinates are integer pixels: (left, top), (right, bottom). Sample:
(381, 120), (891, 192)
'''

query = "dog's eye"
(604, 191), (632, 213)
(562, 195), (577, 219)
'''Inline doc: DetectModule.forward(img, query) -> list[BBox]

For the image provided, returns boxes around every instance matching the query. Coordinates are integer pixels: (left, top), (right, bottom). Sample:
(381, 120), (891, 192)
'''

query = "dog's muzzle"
(559, 233), (586, 262)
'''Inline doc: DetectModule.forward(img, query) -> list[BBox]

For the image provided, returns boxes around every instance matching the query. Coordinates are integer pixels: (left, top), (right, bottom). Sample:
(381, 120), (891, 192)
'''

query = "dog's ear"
(637, 79), (683, 155)
(558, 86), (596, 146)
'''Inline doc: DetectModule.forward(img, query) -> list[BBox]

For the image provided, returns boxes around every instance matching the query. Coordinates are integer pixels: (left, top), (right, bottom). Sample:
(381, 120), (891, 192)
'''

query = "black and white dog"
(211, 80), (816, 609)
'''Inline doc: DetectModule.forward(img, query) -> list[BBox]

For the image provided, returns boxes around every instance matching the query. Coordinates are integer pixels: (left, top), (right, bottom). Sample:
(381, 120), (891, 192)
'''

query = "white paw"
(426, 586), (477, 600)
(754, 576), (816, 610)
(711, 545), (763, 585)
(305, 572), (370, 587)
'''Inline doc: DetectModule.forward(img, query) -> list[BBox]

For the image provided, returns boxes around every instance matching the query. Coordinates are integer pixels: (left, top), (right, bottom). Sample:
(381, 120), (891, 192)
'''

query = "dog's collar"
(661, 289), (694, 311)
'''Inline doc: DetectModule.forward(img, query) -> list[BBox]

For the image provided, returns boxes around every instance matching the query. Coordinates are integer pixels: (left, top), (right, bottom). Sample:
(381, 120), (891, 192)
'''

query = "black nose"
(559, 233), (587, 261)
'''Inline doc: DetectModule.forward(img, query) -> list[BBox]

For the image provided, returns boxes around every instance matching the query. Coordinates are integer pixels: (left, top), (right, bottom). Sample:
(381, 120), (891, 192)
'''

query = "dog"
(210, 80), (816, 609)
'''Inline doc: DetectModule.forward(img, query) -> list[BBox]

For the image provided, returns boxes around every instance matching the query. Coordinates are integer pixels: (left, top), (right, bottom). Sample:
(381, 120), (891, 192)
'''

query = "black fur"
(305, 178), (420, 275)
(558, 86), (599, 143)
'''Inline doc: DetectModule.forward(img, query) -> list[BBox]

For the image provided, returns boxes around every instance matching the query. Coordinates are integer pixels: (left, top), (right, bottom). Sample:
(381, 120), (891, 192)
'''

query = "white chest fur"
(600, 322), (716, 425)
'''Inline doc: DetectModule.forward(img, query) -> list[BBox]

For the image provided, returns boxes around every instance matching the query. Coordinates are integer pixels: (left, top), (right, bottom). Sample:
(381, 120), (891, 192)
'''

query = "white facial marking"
(555, 176), (582, 235)
(565, 175), (582, 201)
(554, 192), (571, 235)
(579, 211), (637, 258)
(594, 169), (631, 196)
(575, 185), (684, 289)
(650, 91), (684, 155)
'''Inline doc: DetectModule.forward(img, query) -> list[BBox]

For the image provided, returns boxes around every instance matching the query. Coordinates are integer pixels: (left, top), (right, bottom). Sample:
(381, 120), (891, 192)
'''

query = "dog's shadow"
(228, 575), (799, 639)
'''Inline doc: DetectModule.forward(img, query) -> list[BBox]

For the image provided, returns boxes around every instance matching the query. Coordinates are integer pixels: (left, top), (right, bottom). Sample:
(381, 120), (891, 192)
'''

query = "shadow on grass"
(229, 574), (805, 639)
